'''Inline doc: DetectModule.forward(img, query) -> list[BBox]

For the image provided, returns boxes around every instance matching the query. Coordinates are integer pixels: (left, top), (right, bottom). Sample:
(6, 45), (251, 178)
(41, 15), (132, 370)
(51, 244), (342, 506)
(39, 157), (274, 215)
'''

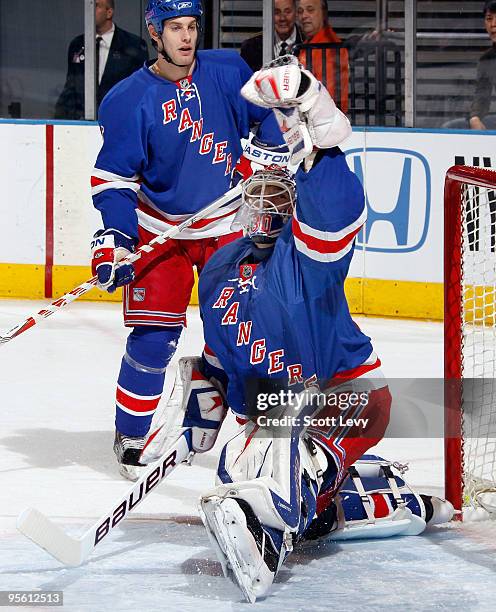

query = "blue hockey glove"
(91, 229), (136, 293)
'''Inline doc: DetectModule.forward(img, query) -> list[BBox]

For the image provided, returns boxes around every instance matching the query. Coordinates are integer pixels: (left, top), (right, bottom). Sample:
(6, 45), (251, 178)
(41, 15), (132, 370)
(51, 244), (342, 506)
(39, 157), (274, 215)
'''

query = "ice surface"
(1, 300), (495, 611)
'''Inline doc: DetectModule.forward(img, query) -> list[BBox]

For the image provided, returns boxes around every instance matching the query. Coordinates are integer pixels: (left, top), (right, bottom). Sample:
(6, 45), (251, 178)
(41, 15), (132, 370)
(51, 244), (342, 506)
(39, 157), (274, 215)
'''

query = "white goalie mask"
(232, 168), (296, 244)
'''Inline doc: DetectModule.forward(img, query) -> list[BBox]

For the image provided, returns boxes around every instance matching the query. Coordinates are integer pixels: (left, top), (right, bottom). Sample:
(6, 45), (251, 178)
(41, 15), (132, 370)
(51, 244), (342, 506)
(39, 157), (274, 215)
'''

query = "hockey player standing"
(141, 58), (455, 602)
(89, 0), (285, 479)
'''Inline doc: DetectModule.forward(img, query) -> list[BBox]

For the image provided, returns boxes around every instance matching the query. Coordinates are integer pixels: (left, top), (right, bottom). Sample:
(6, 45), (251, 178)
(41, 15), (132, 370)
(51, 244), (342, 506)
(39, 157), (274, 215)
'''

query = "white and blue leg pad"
(328, 455), (429, 540)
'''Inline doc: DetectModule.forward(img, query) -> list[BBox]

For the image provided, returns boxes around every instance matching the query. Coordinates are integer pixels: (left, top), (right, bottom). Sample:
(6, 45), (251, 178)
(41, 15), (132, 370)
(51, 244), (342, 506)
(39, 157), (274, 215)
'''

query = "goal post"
(444, 165), (496, 519)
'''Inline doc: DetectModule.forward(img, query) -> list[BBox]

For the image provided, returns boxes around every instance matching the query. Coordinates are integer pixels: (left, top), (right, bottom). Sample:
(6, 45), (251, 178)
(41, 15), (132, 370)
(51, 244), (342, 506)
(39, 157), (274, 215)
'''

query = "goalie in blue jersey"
(142, 57), (454, 602)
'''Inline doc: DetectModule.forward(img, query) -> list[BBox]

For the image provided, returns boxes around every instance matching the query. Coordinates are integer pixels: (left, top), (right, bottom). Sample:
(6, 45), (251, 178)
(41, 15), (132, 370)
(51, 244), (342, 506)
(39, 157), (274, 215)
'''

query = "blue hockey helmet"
(145, 0), (203, 35)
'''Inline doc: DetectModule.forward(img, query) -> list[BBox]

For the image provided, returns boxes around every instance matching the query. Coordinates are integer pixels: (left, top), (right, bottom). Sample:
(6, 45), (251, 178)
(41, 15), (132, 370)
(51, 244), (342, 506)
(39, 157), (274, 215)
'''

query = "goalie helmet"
(236, 167), (296, 245)
(145, 0), (203, 35)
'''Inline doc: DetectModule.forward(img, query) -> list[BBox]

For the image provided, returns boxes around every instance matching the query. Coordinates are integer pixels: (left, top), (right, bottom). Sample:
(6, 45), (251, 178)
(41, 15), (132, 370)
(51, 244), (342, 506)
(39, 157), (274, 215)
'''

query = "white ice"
(1, 300), (495, 611)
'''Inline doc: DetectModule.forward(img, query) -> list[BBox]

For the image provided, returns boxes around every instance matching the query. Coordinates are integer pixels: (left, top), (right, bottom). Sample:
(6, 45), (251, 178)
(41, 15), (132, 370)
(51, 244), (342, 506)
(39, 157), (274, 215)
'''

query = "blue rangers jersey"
(91, 50), (283, 240)
(199, 147), (381, 418)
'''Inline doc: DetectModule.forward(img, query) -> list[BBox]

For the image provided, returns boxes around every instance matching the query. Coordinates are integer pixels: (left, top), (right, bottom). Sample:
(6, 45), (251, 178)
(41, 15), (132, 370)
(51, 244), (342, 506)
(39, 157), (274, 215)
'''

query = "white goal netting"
(459, 177), (496, 517)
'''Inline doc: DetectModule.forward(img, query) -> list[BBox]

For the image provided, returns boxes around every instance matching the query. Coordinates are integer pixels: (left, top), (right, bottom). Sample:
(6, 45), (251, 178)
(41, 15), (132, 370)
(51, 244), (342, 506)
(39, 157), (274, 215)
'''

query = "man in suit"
(54, 0), (149, 119)
(240, 0), (303, 72)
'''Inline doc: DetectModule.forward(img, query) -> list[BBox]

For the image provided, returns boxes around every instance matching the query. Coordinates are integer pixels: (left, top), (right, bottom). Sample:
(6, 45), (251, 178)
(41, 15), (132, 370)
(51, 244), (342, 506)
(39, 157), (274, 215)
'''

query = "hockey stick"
(17, 430), (194, 566)
(0, 183), (242, 345)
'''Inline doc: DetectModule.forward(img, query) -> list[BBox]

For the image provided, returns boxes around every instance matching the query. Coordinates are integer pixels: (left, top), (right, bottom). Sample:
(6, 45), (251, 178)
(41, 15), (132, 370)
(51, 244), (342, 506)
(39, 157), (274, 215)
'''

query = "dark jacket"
(240, 27), (304, 72)
(470, 43), (496, 120)
(54, 25), (149, 119)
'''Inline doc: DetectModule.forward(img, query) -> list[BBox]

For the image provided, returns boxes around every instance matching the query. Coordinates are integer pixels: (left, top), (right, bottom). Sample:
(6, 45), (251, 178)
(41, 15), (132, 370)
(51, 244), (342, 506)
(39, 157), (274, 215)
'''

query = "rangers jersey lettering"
(199, 148), (380, 417)
(91, 50), (282, 241)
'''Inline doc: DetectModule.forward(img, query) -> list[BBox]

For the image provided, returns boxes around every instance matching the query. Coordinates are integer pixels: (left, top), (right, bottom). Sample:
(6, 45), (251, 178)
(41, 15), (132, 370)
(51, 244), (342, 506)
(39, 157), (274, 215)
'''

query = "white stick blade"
(17, 507), (83, 566)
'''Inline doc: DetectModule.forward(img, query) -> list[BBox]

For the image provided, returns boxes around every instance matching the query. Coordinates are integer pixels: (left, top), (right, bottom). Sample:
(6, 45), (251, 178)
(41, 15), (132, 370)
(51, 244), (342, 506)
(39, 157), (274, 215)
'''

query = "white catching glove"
(242, 56), (320, 111)
(241, 56), (351, 165)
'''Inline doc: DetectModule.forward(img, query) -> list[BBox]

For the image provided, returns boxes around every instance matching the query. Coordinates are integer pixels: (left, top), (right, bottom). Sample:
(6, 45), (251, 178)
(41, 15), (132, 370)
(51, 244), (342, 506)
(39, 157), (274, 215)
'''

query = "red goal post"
(444, 165), (496, 519)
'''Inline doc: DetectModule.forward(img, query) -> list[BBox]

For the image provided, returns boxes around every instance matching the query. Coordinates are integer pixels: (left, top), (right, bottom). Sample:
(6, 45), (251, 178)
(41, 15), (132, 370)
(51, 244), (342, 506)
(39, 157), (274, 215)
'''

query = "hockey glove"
(241, 56), (351, 164)
(241, 56), (319, 110)
(141, 357), (228, 463)
(91, 229), (136, 293)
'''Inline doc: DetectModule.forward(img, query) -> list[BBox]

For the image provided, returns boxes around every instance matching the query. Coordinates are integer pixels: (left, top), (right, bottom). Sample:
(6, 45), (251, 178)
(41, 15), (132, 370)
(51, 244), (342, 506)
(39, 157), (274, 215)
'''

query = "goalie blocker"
(141, 354), (228, 464)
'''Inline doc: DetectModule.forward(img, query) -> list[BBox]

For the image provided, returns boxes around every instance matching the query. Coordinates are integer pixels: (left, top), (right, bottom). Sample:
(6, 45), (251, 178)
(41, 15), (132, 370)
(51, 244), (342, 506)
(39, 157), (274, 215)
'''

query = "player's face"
(249, 184), (293, 214)
(162, 17), (198, 66)
(275, 0), (297, 40)
(297, 0), (326, 40)
(485, 11), (496, 43)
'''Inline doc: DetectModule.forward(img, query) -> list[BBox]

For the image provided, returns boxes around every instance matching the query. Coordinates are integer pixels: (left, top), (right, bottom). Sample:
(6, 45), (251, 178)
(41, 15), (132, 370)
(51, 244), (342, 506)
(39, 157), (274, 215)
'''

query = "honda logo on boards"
(345, 148), (431, 253)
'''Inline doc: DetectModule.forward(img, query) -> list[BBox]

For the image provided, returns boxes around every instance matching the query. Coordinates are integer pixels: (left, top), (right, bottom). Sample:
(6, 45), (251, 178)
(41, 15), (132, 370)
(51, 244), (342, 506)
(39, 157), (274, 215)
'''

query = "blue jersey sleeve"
(91, 77), (150, 240)
(292, 147), (366, 270)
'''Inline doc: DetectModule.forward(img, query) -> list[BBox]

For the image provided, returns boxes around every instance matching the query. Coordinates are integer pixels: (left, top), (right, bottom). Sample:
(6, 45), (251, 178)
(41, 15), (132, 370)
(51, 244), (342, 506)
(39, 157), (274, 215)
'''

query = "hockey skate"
(113, 430), (147, 481)
(199, 495), (282, 604)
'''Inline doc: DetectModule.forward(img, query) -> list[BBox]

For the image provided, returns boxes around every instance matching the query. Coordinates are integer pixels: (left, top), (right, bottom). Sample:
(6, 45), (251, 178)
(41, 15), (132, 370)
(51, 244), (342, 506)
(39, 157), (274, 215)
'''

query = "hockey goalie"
(141, 57), (454, 603)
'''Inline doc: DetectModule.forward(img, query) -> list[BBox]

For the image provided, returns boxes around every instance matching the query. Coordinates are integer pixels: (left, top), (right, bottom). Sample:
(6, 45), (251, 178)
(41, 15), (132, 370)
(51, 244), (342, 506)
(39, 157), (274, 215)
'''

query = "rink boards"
(0, 119), (495, 319)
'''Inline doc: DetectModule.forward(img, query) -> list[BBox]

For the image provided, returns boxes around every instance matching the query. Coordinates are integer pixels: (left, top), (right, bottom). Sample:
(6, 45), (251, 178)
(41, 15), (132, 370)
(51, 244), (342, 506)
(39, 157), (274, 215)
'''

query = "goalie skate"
(199, 496), (278, 604)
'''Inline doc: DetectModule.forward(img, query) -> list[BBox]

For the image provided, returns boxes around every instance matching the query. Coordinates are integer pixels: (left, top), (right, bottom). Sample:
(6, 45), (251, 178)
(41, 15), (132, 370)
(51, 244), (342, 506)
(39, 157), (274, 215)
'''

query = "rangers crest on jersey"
(133, 288), (146, 302)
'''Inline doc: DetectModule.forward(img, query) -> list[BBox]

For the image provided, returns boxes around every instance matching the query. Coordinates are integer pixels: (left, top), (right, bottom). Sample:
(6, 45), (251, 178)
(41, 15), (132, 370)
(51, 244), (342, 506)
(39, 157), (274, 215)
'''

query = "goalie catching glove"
(241, 56), (351, 165)
(91, 228), (136, 293)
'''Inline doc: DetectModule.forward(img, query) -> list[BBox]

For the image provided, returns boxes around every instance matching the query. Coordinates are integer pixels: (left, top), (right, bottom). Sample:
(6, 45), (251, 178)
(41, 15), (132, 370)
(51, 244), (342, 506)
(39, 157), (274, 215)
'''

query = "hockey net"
(445, 165), (496, 519)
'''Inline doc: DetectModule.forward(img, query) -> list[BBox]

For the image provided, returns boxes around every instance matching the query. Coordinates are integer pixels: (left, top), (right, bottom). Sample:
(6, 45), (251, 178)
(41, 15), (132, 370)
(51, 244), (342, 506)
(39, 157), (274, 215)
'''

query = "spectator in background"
(240, 0), (303, 72)
(297, 0), (349, 112)
(470, 1), (496, 129)
(54, 0), (149, 119)
(444, 1), (496, 130)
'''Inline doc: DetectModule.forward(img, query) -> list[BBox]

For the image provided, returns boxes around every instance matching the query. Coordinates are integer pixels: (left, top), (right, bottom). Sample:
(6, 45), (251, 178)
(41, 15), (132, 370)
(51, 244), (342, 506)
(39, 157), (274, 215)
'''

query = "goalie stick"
(0, 183), (242, 345)
(17, 430), (194, 566)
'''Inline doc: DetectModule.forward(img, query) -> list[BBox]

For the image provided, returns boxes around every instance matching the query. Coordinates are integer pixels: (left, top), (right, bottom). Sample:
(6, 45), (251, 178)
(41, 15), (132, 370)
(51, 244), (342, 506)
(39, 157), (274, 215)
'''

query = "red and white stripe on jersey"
(91, 168), (141, 196)
(123, 287), (187, 327)
(292, 207), (367, 263)
(328, 353), (386, 388)
(124, 309), (187, 327)
(116, 384), (161, 417)
(136, 191), (241, 240)
(203, 344), (225, 372)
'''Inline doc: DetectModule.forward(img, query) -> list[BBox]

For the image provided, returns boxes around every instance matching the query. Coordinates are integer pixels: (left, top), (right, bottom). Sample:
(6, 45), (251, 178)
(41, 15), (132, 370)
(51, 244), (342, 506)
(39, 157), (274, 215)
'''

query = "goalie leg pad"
(306, 454), (455, 543)
(200, 419), (330, 602)
(212, 420), (328, 533)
